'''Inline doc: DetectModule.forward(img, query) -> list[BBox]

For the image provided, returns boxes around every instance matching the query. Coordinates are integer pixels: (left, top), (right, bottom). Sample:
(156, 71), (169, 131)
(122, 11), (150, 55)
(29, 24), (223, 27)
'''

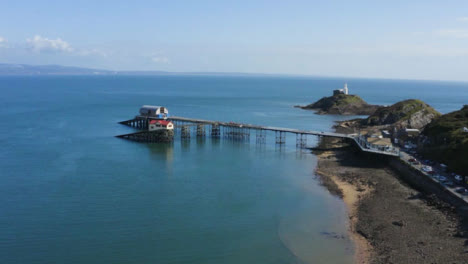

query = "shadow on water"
(211, 138), (221, 147)
(146, 142), (175, 175)
(180, 139), (191, 152)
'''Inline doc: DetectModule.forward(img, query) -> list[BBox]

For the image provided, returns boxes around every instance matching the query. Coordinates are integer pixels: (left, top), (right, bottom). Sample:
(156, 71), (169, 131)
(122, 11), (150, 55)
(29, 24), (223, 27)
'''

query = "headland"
(306, 85), (468, 263)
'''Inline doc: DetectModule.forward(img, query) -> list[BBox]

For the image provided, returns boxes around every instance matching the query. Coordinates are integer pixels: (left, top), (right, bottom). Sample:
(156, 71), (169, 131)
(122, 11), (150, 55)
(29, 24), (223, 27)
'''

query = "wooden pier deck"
(168, 116), (399, 156)
(118, 115), (400, 157)
(169, 116), (350, 138)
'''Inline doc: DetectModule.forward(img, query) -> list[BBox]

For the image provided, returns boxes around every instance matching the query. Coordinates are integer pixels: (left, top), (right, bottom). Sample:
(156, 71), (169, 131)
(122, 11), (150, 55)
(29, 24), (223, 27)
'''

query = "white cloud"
(151, 56), (169, 63)
(435, 29), (468, 38)
(457, 17), (468, 22)
(26, 35), (73, 53)
(0, 37), (7, 47)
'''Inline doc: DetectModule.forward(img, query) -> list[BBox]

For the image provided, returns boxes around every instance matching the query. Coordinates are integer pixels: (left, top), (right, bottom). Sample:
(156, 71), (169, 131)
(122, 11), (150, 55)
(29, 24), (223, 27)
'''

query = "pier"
(118, 115), (400, 157)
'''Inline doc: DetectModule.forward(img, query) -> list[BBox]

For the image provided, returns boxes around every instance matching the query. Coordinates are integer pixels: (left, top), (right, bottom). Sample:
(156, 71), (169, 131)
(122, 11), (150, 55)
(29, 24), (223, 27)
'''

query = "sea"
(0, 75), (467, 264)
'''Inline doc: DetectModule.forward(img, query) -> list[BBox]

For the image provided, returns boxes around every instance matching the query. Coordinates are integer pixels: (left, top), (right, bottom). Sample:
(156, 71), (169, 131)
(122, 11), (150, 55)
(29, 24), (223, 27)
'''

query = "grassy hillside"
(420, 105), (468, 175)
(364, 99), (440, 129)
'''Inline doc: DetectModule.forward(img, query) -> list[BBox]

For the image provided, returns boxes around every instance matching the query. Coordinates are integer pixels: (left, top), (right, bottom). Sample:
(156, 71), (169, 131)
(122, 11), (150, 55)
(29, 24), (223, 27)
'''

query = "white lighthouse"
(333, 83), (350, 96)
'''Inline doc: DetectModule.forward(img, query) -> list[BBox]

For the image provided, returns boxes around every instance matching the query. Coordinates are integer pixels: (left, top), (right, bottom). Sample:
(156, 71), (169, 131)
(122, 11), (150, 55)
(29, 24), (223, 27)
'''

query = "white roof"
(141, 105), (162, 109)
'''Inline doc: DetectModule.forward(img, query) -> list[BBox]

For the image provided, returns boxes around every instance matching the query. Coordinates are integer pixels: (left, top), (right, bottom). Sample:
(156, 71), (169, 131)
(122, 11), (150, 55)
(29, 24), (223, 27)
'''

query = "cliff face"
(420, 105), (468, 175)
(364, 99), (440, 129)
(301, 94), (380, 115)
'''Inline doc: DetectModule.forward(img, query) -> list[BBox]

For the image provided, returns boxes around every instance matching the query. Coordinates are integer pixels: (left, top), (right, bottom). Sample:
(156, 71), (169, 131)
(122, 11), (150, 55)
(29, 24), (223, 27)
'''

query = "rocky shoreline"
(313, 136), (468, 263)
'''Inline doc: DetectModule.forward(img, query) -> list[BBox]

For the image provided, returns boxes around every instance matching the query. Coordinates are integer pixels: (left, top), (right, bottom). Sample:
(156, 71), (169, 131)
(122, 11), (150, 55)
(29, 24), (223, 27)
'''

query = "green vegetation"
(420, 105), (468, 175)
(365, 99), (441, 128)
(302, 94), (380, 115)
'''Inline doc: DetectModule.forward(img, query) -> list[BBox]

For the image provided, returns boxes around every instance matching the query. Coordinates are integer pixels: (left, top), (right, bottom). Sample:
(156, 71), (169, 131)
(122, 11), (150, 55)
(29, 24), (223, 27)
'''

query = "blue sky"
(1, 0), (468, 80)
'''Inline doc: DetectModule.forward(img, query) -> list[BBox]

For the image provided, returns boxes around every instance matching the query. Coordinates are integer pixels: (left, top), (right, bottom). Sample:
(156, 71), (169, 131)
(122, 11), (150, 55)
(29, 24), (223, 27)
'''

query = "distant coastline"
(2, 63), (468, 83)
(0, 63), (308, 77)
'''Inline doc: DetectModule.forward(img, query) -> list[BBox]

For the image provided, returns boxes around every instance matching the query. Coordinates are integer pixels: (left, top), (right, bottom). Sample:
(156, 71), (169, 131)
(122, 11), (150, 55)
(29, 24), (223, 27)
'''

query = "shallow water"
(0, 75), (466, 263)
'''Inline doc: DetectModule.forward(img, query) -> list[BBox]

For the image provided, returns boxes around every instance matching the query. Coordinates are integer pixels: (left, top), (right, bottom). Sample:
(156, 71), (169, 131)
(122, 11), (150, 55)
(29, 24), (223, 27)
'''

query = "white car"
(421, 166), (433, 173)
(454, 175), (463, 182)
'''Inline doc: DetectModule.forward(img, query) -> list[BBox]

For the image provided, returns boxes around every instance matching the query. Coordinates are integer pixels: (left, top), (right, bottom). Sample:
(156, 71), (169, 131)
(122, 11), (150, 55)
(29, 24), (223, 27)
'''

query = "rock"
(301, 94), (380, 115)
(364, 99), (440, 129)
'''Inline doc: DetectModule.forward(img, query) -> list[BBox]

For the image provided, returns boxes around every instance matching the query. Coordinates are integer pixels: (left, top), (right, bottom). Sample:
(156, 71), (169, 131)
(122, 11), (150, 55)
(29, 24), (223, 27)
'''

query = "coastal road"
(399, 151), (468, 203)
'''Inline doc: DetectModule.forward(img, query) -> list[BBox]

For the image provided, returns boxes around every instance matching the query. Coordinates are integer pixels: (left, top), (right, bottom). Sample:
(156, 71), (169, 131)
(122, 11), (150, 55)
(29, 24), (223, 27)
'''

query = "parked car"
(455, 187), (468, 194)
(454, 175), (463, 182)
(443, 181), (455, 187)
(421, 166), (433, 172)
(437, 176), (447, 181)
(407, 159), (419, 165)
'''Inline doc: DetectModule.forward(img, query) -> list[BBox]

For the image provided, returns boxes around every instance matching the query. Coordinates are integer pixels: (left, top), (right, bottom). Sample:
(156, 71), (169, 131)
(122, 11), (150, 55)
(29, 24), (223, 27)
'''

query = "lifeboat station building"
(139, 105), (169, 119)
(149, 120), (174, 131)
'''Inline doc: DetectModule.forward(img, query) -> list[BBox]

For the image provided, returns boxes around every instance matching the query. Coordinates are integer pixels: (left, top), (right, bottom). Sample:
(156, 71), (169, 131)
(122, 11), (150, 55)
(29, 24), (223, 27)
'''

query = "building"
(333, 83), (349, 96)
(139, 105), (169, 119)
(393, 128), (420, 148)
(404, 128), (420, 137)
(149, 120), (174, 131)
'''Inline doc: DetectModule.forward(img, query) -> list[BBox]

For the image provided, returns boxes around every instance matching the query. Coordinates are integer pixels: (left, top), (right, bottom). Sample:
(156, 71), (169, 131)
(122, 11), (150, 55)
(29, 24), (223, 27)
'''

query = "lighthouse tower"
(343, 83), (349, 95)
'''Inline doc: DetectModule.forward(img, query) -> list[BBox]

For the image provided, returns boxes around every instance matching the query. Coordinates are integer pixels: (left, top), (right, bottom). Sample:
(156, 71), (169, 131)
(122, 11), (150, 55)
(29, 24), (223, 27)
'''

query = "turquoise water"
(0, 76), (466, 264)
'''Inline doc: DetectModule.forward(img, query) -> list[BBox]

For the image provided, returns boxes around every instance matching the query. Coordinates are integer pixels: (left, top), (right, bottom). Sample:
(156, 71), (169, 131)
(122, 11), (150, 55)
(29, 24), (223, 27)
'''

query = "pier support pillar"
(224, 126), (232, 140)
(181, 125), (191, 140)
(256, 129), (266, 144)
(196, 124), (206, 138)
(211, 124), (220, 138)
(296, 134), (307, 148)
(275, 131), (286, 144)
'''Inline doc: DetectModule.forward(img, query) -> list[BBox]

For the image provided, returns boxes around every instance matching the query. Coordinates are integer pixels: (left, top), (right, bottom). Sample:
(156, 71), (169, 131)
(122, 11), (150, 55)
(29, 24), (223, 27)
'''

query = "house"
(333, 83), (349, 96)
(149, 120), (174, 131)
(139, 105), (169, 119)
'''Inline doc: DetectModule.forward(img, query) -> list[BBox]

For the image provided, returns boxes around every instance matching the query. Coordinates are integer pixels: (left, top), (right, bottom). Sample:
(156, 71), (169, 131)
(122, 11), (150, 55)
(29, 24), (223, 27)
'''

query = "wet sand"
(313, 137), (468, 264)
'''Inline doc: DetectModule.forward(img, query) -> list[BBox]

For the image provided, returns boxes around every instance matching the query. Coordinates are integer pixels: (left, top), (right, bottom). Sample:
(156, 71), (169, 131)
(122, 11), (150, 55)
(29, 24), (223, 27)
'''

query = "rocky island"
(300, 94), (380, 115)
(298, 84), (380, 115)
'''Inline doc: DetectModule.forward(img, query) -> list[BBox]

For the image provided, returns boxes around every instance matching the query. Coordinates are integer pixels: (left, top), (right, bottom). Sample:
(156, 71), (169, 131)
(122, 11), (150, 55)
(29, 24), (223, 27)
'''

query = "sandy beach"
(316, 152), (372, 264)
(313, 137), (468, 264)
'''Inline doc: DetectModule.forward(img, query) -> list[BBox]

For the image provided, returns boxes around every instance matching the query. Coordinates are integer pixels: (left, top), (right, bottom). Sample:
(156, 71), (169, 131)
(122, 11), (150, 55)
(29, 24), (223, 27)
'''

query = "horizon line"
(1, 63), (468, 84)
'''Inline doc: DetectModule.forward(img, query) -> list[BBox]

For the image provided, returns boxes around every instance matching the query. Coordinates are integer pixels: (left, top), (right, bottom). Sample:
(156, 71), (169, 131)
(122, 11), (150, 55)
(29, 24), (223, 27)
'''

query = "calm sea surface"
(0, 75), (467, 264)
